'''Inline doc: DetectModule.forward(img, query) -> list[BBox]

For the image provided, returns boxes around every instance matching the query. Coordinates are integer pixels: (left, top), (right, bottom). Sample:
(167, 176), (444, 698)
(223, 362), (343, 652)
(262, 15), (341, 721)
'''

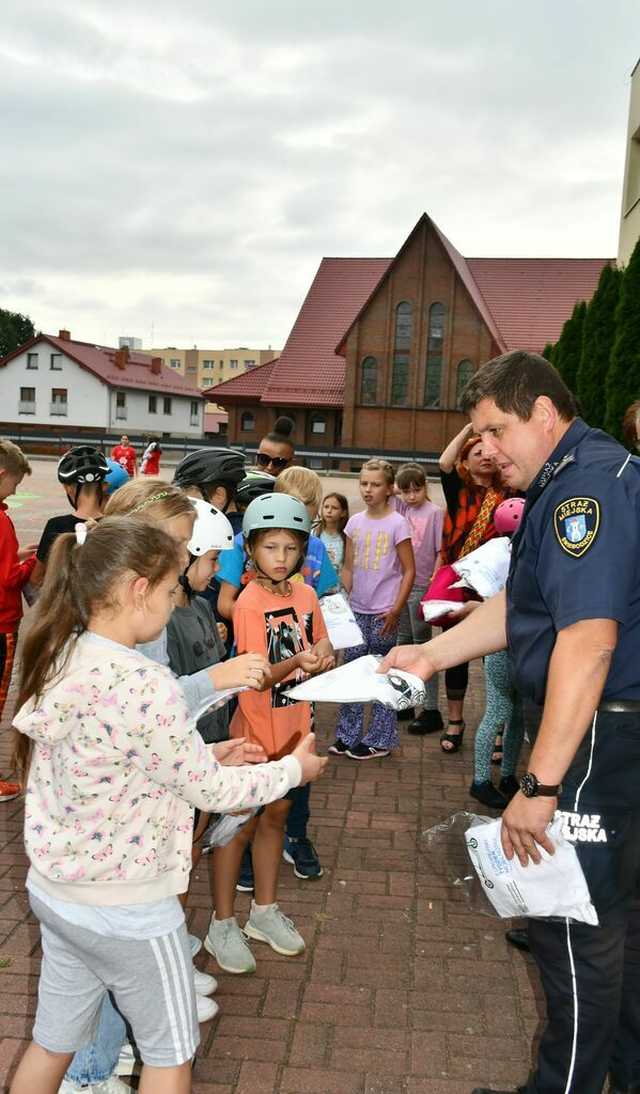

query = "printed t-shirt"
(394, 499), (444, 586)
(346, 509), (412, 615)
(230, 580), (328, 759)
(319, 530), (345, 576)
(216, 531), (338, 596)
(111, 444), (136, 476)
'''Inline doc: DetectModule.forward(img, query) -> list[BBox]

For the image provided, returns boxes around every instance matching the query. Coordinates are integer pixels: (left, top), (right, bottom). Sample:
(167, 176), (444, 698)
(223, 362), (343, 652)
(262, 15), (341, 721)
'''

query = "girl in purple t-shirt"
(329, 459), (415, 759)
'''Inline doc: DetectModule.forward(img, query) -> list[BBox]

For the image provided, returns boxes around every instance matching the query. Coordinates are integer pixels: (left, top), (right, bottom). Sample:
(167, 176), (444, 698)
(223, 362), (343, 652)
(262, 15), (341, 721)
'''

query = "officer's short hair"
(460, 351), (578, 422)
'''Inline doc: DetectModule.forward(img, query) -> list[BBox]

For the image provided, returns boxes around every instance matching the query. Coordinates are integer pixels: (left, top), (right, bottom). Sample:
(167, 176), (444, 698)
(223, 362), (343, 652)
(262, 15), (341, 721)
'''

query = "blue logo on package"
(553, 497), (600, 557)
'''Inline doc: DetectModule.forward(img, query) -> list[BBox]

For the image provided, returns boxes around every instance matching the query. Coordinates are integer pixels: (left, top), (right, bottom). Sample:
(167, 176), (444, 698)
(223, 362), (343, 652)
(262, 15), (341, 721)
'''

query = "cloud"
(0, 0), (637, 348)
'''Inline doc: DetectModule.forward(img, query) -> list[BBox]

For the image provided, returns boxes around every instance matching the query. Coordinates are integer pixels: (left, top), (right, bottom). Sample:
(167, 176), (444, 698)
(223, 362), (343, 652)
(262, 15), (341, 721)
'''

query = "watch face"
(520, 773), (537, 798)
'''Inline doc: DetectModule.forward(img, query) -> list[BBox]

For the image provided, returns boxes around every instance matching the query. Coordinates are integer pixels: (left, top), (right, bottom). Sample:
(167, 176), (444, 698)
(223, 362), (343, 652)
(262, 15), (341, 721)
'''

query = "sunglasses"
(256, 452), (290, 471)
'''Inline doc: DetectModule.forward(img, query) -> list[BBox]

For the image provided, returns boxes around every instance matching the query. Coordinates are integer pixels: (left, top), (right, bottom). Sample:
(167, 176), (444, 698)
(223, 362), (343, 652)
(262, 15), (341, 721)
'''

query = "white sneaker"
(189, 933), (202, 957)
(193, 968), (218, 996)
(204, 914), (256, 974)
(58, 1078), (133, 1093)
(114, 1041), (140, 1077)
(196, 993), (220, 1023)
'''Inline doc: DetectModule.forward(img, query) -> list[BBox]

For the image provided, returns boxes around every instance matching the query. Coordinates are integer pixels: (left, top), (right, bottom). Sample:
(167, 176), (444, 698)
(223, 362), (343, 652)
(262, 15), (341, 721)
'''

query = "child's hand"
(211, 653), (270, 692)
(297, 650), (323, 675)
(18, 544), (38, 561)
(310, 640), (335, 673)
(379, 609), (400, 636)
(292, 733), (328, 784)
(212, 739), (268, 766)
(216, 622), (228, 643)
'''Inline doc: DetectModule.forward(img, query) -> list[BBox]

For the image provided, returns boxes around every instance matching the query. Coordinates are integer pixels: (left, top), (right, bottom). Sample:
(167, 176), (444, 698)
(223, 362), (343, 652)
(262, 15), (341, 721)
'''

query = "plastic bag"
(199, 810), (257, 853)
(319, 593), (364, 649)
(423, 811), (598, 924)
(285, 654), (426, 710)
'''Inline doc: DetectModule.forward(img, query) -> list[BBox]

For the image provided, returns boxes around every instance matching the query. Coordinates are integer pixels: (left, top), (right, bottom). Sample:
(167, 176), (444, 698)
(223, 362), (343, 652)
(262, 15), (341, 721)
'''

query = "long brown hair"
(13, 517), (181, 781)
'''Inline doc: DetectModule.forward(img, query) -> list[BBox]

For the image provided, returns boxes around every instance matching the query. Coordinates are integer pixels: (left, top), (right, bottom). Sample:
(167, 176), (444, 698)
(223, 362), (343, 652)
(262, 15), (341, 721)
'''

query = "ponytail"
(13, 516), (181, 781)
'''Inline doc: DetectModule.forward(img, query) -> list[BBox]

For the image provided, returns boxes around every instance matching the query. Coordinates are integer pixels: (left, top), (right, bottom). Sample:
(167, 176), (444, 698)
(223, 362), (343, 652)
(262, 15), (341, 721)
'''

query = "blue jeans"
(286, 784), (310, 840)
(65, 993), (126, 1085)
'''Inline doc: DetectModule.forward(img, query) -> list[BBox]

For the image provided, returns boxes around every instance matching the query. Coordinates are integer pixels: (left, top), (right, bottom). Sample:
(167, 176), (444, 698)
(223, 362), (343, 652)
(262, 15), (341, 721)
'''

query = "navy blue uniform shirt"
(506, 418), (640, 705)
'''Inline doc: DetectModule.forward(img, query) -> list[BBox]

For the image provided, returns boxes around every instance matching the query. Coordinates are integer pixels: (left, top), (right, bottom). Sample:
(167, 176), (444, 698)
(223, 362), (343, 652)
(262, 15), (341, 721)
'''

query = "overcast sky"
(1, 1), (638, 350)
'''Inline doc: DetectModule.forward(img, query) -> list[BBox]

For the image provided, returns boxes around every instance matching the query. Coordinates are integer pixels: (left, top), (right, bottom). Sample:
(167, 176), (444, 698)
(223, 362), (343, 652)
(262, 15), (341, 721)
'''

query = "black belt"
(599, 700), (640, 713)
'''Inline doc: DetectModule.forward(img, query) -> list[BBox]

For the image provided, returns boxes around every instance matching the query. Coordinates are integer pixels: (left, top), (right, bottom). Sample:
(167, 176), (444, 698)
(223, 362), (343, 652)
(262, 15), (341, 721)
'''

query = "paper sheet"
(319, 593), (364, 650)
(285, 654), (426, 710)
(452, 537), (512, 599)
(464, 816), (599, 924)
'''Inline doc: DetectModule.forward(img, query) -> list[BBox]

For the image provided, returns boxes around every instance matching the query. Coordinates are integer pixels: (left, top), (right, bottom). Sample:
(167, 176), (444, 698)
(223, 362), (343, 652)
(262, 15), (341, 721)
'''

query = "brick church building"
(203, 214), (611, 469)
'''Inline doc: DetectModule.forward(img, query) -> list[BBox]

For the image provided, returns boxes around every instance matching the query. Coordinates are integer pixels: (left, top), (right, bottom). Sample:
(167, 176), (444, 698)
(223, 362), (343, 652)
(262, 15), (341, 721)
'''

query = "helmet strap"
(179, 556), (196, 601)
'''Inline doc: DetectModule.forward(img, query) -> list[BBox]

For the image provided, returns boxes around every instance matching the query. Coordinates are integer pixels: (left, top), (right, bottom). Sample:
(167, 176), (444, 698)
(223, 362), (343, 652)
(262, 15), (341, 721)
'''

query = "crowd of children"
(0, 431), (524, 1093)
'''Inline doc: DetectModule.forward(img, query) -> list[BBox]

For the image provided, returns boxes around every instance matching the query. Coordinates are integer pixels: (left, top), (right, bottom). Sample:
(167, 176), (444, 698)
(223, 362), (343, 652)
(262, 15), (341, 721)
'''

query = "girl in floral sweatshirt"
(10, 517), (326, 1094)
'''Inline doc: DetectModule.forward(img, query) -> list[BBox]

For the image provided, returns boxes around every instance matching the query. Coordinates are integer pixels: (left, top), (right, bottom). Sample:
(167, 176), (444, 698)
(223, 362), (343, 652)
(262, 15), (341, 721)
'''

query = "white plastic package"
(421, 599), (466, 623)
(285, 653), (426, 710)
(423, 811), (598, 925)
(199, 810), (257, 853)
(451, 537), (512, 599)
(319, 593), (365, 649)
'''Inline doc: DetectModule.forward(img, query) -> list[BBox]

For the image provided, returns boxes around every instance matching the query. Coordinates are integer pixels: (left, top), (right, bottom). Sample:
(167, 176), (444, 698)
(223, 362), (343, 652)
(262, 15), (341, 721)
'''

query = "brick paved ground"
(0, 461), (543, 1093)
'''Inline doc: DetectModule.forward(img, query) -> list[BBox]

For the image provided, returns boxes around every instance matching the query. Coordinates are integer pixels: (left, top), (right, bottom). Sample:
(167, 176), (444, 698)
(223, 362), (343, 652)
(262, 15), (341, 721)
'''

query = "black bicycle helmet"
(235, 471), (276, 509)
(57, 446), (109, 509)
(173, 447), (245, 506)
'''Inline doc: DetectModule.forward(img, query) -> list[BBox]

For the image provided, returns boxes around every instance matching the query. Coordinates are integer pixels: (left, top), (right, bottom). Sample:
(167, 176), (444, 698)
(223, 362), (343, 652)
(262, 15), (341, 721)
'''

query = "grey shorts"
(30, 894), (199, 1068)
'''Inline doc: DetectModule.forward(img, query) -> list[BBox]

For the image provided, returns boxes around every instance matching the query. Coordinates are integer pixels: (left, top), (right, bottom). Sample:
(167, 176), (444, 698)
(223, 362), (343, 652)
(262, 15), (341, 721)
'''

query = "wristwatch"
(519, 772), (561, 798)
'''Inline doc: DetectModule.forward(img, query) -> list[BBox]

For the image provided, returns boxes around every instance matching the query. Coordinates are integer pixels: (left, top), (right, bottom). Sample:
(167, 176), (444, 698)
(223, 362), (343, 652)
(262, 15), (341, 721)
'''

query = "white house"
(0, 330), (204, 438)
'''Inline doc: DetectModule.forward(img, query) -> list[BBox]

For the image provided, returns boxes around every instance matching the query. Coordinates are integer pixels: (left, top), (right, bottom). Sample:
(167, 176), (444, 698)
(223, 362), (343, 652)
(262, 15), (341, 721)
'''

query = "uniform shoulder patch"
(553, 497), (600, 557)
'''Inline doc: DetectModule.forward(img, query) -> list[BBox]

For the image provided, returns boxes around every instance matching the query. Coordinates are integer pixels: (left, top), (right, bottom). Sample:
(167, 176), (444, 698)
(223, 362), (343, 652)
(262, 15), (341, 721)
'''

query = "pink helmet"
(494, 497), (525, 535)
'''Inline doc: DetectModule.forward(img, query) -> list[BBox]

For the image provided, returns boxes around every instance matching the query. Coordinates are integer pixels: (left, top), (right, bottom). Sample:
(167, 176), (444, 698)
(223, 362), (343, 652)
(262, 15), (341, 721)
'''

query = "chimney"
(58, 329), (70, 341)
(151, 356), (162, 375)
(115, 346), (129, 370)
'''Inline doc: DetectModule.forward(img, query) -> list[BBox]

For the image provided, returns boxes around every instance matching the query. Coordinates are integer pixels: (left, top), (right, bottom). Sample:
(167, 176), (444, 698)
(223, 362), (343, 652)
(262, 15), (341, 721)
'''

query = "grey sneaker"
(204, 915), (256, 974)
(244, 902), (305, 956)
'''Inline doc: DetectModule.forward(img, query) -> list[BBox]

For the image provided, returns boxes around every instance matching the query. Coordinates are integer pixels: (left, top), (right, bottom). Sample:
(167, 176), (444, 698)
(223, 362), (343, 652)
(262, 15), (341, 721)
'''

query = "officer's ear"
(531, 396), (559, 434)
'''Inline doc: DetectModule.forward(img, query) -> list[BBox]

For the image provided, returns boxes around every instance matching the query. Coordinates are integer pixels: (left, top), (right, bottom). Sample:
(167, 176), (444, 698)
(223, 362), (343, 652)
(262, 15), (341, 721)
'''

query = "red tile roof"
(261, 258), (391, 406)
(0, 334), (203, 398)
(467, 258), (612, 352)
(201, 358), (278, 401)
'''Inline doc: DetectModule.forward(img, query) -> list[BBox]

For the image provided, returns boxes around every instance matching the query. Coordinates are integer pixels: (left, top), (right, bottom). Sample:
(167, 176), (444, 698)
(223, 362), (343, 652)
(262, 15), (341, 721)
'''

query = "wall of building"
(107, 387), (203, 436)
(341, 218), (495, 455)
(619, 60), (640, 267)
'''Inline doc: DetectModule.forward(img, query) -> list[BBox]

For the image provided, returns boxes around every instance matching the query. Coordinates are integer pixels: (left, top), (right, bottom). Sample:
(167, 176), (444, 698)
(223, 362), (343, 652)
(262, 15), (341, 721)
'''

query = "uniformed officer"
(383, 350), (640, 1094)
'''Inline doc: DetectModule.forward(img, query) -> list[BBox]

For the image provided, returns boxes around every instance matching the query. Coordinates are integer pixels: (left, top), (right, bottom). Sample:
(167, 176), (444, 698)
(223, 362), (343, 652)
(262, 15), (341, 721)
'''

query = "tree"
(576, 264), (622, 431)
(605, 239), (640, 442)
(0, 308), (35, 358)
(553, 301), (586, 394)
(542, 342), (555, 362)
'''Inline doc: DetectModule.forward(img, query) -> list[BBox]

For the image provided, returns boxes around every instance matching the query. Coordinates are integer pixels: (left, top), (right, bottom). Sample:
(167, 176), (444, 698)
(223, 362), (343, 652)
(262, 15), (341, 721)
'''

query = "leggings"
(445, 661), (469, 701)
(473, 651), (525, 782)
(335, 612), (399, 751)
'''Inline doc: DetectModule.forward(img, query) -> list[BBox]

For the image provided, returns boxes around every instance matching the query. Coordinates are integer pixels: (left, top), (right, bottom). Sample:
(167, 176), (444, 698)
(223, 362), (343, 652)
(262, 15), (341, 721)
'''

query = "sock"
(252, 901), (276, 913)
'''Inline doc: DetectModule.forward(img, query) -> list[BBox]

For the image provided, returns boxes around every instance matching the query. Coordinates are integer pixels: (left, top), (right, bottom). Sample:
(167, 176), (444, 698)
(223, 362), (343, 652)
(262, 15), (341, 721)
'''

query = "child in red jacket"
(0, 440), (36, 800)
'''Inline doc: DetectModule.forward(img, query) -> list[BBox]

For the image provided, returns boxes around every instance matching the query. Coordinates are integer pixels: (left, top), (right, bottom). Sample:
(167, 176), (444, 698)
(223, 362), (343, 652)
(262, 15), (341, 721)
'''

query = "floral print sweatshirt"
(13, 633), (301, 906)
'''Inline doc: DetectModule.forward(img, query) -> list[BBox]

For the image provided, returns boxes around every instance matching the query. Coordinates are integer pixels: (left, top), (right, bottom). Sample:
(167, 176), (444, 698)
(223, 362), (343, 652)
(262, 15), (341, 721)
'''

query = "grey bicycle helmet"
(173, 448), (245, 502)
(58, 446), (110, 509)
(242, 493), (311, 539)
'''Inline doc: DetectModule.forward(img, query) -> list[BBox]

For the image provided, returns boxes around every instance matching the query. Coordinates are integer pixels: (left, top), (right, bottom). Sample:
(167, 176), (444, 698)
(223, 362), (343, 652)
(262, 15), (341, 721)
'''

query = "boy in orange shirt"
(206, 493), (333, 973)
(0, 440), (37, 800)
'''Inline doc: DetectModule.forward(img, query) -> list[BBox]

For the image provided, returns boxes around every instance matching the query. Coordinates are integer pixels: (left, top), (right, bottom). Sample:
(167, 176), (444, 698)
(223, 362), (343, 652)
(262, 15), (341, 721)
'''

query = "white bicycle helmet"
(186, 497), (234, 555)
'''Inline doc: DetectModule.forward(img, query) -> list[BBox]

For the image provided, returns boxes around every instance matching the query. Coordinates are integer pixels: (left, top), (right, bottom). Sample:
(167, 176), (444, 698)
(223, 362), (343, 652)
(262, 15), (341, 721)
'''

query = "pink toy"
(493, 497), (525, 535)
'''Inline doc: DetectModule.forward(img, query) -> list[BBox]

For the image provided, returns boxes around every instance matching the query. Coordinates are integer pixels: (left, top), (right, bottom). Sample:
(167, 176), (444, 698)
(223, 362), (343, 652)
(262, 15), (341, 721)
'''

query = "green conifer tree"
(554, 301), (586, 394)
(576, 265), (622, 430)
(605, 239), (640, 442)
(542, 342), (555, 362)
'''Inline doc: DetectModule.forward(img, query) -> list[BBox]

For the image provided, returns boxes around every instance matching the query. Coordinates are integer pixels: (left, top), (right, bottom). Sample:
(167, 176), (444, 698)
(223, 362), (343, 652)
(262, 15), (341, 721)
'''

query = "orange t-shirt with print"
(230, 579), (328, 760)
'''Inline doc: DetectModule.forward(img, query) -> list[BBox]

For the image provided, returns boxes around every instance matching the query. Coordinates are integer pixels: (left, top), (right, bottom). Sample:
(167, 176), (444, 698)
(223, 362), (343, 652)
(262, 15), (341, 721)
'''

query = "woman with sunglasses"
(255, 417), (295, 476)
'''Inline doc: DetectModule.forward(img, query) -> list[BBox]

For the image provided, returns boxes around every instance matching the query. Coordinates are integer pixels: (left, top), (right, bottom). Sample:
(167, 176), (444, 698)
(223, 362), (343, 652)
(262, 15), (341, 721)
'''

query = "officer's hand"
(500, 791), (557, 866)
(379, 644), (435, 680)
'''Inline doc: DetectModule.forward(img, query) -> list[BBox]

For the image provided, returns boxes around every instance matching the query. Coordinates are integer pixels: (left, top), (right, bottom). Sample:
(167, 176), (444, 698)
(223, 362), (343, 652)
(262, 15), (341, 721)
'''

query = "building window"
(424, 302), (445, 408)
(19, 387), (36, 414)
(360, 356), (378, 404)
(170, 358), (180, 369)
(203, 360), (214, 369)
(311, 416), (326, 435)
(391, 302), (412, 406)
(240, 411), (255, 431)
(50, 388), (68, 416)
(230, 359), (238, 370)
(190, 400), (199, 425)
(243, 359), (255, 368)
(149, 395), (157, 414)
(115, 391), (127, 420)
(27, 352), (38, 370)
(50, 353), (62, 370)
(455, 359), (475, 408)
(163, 397), (172, 415)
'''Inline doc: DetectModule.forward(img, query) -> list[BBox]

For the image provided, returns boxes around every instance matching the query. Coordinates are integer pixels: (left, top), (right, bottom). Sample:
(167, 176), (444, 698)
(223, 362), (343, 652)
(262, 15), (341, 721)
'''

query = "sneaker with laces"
(283, 836), (323, 879)
(236, 847), (255, 892)
(328, 739), (349, 755)
(196, 994), (220, 1023)
(59, 1079), (133, 1093)
(193, 968), (218, 995)
(0, 779), (20, 802)
(189, 933), (202, 958)
(244, 901), (305, 956)
(345, 743), (390, 760)
(204, 915), (256, 974)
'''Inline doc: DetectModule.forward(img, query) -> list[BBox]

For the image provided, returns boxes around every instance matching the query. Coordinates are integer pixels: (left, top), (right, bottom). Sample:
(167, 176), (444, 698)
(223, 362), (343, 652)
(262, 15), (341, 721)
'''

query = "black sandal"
(491, 731), (504, 766)
(440, 719), (466, 754)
